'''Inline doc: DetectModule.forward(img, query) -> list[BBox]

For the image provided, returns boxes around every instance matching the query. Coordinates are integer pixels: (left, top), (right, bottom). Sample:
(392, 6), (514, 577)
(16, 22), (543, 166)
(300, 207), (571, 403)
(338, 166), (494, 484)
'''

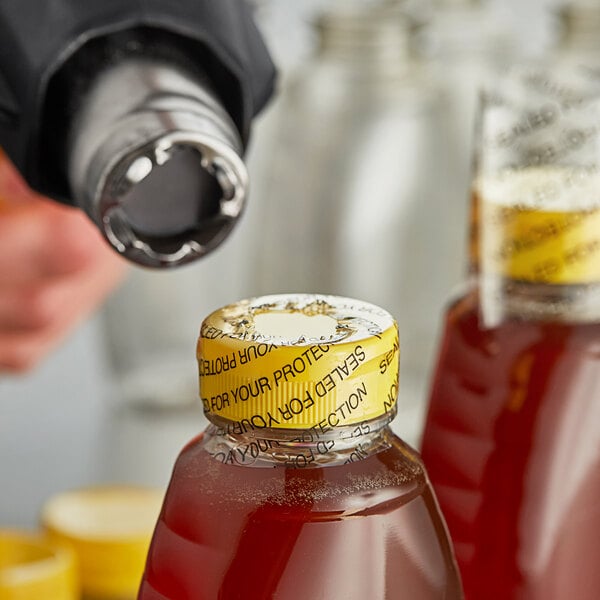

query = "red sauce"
(421, 292), (600, 599)
(138, 432), (462, 599)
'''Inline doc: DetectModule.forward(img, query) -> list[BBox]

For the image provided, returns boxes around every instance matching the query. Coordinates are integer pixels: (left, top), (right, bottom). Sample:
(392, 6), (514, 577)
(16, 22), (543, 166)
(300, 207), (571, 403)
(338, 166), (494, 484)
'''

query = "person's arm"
(0, 153), (126, 373)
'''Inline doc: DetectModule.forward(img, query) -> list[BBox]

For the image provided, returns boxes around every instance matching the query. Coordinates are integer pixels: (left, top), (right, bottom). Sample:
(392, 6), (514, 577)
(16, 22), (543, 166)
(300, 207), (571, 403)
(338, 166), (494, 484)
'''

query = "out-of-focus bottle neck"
(316, 6), (416, 70)
(436, 0), (480, 6)
(469, 60), (600, 326)
(423, 0), (512, 61)
(559, 3), (600, 58)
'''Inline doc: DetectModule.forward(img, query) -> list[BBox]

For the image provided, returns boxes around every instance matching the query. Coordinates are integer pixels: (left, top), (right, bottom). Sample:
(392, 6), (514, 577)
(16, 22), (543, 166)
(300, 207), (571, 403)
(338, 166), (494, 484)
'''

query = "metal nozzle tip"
(98, 136), (247, 268)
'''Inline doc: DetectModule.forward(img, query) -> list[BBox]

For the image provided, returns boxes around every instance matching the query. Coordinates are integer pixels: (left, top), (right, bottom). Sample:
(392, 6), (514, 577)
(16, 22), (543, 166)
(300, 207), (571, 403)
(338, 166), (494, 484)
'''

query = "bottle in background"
(420, 64), (600, 599)
(249, 3), (453, 446)
(139, 294), (463, 599)
(419, 0), (520, 296)
(102, 263), (238, 410)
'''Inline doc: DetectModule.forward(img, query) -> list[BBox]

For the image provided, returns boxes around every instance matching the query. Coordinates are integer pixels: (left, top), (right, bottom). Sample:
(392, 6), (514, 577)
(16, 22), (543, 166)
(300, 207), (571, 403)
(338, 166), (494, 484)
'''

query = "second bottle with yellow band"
(422, 63), (600, 599)
(138, 293), (463, 599)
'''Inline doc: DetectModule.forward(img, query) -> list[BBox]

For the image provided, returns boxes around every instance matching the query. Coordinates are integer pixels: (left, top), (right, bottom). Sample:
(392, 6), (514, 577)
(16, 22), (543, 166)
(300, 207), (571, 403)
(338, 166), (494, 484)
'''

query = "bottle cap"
(0, 530), (77, 599)
(40, 486), (163, 600)
(198, 294), (400, 430)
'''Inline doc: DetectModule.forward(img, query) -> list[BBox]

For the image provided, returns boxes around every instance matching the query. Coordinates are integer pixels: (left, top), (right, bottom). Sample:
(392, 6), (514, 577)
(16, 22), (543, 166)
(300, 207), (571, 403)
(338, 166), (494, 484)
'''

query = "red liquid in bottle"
(138, 431), (462, 600)
(421, 292), (600, 599)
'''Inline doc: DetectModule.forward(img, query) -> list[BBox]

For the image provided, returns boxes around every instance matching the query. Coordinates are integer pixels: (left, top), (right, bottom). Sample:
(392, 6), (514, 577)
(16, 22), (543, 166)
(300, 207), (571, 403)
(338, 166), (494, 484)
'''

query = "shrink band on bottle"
(477, 167), (600, 284)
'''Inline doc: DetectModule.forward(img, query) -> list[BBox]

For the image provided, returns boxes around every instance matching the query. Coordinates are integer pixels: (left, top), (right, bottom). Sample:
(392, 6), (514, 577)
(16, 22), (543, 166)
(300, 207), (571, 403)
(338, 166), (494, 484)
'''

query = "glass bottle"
(422, 0), (518, 157)
(139, 294), (463, 599)
(249, 4), (452, 445)
(420, 63), (600, 599)
(102, 264), (224, 410)
(419, 0), (518, 300)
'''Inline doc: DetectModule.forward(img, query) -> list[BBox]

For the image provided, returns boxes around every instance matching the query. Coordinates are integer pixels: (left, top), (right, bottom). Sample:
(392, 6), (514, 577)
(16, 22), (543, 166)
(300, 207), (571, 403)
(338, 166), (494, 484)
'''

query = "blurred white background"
(0, 0), (577, 528)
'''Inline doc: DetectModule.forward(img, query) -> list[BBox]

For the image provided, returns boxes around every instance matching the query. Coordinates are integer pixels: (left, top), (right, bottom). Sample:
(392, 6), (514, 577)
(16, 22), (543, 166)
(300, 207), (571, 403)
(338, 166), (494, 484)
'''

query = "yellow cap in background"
(41, 486), (164, 600)
(0, 530), (77, 600)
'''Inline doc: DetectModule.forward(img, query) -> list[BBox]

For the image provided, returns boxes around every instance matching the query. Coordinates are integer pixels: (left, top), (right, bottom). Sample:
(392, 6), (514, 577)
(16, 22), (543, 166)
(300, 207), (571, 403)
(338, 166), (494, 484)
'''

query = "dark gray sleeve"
(0, 0), (275, 202)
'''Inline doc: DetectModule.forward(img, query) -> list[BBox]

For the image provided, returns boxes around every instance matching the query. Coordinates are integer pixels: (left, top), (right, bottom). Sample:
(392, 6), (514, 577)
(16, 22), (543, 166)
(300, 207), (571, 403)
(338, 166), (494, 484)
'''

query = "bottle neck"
(316, 6), (416, 72)
(437, 0), (481, 6)
(560, 4), (600, 58)
(424, 0), (511, 62)
(202, 411), (396, 468)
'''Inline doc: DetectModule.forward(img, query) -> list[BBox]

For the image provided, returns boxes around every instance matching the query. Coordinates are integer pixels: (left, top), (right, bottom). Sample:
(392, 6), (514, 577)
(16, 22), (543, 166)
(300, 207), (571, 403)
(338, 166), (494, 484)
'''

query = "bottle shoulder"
(171, 428), (428, 517)
(439, 289), (600, 373)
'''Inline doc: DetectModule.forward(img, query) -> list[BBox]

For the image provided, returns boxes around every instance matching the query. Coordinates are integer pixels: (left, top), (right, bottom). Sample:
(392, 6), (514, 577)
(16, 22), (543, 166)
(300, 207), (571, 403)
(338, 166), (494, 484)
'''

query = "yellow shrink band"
(198, 294), (400, 429)
(477, 167), (600, 285)
(482, 204), (600, 284)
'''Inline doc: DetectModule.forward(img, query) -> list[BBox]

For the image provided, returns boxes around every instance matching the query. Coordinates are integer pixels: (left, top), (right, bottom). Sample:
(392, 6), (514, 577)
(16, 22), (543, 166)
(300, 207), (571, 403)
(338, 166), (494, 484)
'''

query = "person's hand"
(0, 152), (127, 373)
